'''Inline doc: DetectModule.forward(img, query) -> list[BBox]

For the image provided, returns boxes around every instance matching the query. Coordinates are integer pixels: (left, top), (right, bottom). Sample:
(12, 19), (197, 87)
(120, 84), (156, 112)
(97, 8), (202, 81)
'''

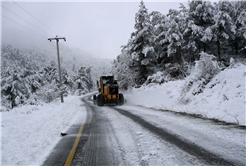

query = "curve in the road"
(42, 94), (239, 166)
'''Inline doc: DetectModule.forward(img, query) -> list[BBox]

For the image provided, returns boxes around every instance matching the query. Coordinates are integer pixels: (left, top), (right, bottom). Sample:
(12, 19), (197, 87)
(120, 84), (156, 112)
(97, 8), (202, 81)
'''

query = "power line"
(1, 5), (52, 36)
(12, 0), (59, 35)
(1, 14), (47, 39)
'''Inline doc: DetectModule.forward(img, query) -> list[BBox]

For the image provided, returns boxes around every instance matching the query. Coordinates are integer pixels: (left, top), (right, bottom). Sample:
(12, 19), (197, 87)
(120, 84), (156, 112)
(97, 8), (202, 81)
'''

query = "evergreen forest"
(112, 0), (246, 89)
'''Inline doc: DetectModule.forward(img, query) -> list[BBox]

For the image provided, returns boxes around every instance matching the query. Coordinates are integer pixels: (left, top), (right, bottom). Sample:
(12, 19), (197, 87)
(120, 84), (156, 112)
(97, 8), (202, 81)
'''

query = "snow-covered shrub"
(35, 81), (61, 103)
(145, 63), (187, 86)
(179, 52), (220, 103)
(218, 58), (231, 70)
(165, 63), (185, 79)
(145, 71), (171, 85)
(74, 89), (86, 96)
(23, 95), (39, 106)
(182, 61), (195, 77)
(45, 90), (57, 103)
(229, 57), (235, 69)
(1, 67), (32, 109)
(0, 105), (10, 112)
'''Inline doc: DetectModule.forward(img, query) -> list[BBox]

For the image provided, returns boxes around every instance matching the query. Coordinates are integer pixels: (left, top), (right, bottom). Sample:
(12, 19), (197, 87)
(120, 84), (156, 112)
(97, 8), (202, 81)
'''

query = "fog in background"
(1, 0), (188, 59)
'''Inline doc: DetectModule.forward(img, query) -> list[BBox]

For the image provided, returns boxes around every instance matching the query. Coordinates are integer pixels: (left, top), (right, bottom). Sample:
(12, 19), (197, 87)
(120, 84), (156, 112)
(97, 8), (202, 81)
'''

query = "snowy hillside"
(1, 43), (112, 82)
(1, 44), (111, 109)
(125, 63), (246, 126)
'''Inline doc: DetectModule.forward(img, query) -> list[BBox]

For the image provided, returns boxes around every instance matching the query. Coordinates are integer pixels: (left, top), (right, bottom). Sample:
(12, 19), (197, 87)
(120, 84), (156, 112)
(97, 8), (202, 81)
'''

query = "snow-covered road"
(55, 95), (245, 166)
(111, 105), (246, 166)
(2, 93), (245, 165)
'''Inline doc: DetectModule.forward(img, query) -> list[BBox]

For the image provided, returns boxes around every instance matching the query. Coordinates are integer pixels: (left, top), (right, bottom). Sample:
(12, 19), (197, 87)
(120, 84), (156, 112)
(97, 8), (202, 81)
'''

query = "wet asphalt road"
(42, 95), (243, 166)
(42, 96), (121, 166)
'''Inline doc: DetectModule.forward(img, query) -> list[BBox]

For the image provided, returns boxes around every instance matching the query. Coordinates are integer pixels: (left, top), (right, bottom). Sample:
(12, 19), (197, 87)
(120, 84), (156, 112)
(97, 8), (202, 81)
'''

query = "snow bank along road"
(43, 94), (246, 166)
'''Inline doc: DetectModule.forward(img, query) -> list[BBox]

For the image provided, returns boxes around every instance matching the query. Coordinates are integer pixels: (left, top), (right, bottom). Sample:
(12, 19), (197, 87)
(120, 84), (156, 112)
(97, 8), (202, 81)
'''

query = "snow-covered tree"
(25, 70), (43, 93)
(72, 66), (93, 93)
(229, 1), (246, 54)
(183, 20), (203, 62)
(149, 3), (188, 78)
(150, 11), (169, 65)
(85, 67), (94, 91)
(209, 1), (235, 60)
(42, 61), (59, 84)
(189, 0), (214, 25)
(74, 67), (87, 92)
(111, 51), (135, 90)
(122, 0), (154, 85)
(61, 69), (75, 94)
(166, 9), (183, 65)
(1, 67), (32, 108)
(188, 0), (215, 53)
(35, 79), (61, 103)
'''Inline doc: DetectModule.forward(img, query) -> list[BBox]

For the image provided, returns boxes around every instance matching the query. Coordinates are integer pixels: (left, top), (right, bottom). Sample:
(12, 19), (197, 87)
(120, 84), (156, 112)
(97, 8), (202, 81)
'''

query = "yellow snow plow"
(93, 76), (124, 106)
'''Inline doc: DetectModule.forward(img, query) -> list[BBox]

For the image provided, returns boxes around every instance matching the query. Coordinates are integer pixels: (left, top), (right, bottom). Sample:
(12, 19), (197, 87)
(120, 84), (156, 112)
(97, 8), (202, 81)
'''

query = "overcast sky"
(1, 0), (188, 59)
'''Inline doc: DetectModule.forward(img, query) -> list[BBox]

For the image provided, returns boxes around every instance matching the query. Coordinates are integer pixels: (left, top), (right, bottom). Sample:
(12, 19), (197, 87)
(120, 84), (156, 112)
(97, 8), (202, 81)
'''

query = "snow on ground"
(1, 93), (90, 165)
(125, 64), (246, 126)
(100, 106), (204, 166)
(114, 104), (246, 165)
(0, 64), (245, 165)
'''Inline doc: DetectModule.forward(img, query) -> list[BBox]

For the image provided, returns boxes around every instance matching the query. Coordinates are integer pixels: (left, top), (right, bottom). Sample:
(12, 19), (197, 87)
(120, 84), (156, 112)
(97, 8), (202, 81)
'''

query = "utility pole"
(48, 36), (66, 103)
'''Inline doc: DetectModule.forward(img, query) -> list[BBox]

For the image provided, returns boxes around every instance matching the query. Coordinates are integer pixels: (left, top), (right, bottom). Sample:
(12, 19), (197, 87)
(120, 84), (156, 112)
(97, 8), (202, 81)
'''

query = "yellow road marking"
(64, 123), (84, 166)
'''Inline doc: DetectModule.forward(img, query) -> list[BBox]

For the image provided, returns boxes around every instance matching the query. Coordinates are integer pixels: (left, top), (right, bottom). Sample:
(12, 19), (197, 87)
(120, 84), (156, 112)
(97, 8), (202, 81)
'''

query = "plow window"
(102, 76), (114, 85)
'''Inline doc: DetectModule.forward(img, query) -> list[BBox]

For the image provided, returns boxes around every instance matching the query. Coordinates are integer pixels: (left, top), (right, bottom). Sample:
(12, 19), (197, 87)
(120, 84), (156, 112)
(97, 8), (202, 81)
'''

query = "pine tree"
(122, 0), (154, 85)
(188, 0), (215, 53)
(62, 69), (75, 94)
(24, 70), (42, 94)
(1, 67), (31, 108)
(150, 11), (169, 65)
(75, 67), (86, 91)
(42, 61), (59, 84)
(166, 9), (183, 65)
(85, 67), (93, 91)
(73, 66), (93, 93)
(230, 0), (246, 54)
(183, 19), (203, 62)
(111, 51), (135, 90)
(211, 1), (235, 60)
